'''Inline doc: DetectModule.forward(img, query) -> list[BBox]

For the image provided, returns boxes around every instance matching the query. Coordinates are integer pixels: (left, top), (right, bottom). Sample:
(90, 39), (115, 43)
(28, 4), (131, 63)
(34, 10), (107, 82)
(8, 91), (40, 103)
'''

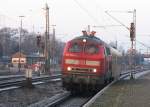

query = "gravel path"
(90, 71), (150, 107)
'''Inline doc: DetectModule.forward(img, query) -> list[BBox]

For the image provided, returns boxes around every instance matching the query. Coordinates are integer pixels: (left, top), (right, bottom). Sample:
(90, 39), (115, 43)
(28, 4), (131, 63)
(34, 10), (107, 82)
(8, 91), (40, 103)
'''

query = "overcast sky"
(0, 0), (150, 52)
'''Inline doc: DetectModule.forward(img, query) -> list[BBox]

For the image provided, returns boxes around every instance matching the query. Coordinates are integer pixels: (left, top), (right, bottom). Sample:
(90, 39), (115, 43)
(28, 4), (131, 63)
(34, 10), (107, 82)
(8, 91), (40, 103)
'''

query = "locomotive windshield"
(85, 44), (99, 54)
(68, 42), (82, 52)
(68, 41), (99, 54)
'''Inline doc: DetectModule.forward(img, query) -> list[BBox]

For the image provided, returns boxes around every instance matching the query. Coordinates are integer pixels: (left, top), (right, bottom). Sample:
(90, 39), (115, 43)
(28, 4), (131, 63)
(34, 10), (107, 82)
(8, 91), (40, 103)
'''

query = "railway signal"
(37, 35), (41, 47)
(105, 9), (136, 79)
(130, 22), (135, 41)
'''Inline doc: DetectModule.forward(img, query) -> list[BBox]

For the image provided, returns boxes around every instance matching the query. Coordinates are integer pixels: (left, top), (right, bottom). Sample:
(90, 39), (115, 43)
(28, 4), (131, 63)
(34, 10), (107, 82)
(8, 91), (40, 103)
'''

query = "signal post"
(130, 9), (136, 79)
(105, 9), (136, 79)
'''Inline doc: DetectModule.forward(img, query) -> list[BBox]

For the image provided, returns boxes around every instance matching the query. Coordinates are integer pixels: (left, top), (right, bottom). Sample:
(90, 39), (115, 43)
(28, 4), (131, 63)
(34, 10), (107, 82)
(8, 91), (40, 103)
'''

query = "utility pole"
(44, 3), (50, 73)
(19, 16), (25, 72)
(133, 9), (136, 50)
(52, 25), (56, 72)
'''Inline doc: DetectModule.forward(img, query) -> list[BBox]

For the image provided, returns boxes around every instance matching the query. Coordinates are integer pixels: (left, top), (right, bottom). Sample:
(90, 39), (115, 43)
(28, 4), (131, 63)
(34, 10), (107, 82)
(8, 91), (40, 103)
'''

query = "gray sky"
(0, 0), (150, 52)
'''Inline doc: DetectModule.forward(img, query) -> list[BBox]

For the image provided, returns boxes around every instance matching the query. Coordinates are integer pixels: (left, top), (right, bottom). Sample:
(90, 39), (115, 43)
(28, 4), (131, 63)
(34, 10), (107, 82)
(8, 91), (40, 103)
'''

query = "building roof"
(12, 52), (26, 58)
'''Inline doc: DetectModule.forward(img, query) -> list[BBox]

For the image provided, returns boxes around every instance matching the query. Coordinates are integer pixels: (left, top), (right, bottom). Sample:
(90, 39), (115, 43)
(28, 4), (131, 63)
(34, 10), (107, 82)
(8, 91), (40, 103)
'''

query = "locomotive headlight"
(67, 67), (71, 71)
(93, 68), (97, 73)
(83, 39), (86, 43)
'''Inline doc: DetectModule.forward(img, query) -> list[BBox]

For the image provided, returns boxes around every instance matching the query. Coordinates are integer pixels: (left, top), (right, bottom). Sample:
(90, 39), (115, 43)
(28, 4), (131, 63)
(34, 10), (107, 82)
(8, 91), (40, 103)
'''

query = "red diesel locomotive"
(61, 31), (122, 91)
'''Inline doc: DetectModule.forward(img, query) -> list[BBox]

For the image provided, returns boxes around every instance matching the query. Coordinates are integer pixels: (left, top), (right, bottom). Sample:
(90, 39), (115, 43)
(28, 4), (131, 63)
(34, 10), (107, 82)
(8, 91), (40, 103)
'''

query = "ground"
(0, 82), (63, 107)
(90, 73), (150, 107)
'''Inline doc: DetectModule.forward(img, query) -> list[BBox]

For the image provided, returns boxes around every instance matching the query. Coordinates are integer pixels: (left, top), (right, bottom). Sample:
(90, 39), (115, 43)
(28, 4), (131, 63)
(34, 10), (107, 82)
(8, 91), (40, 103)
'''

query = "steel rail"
(0, 74), (62, 90)
(46, 68), (149, 107)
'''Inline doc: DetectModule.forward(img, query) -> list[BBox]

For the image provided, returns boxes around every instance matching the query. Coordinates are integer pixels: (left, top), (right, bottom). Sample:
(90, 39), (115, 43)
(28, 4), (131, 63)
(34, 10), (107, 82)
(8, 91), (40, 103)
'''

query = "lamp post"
(18, 16), (25, 72)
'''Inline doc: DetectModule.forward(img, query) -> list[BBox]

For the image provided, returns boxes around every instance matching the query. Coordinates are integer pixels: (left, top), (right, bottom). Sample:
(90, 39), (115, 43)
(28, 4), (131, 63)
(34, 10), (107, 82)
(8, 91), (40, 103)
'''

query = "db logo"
(79, 60), (85, 65)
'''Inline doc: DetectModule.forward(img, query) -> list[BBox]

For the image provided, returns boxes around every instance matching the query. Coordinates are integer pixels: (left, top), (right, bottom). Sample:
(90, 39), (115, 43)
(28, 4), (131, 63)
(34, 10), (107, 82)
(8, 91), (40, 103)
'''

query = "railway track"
(32, 68), (150, 107)
(83, 68), (150, 107)
(1, 68), (150, 106)
(0, 74), (62, 91)
(56, 96), (91, 107)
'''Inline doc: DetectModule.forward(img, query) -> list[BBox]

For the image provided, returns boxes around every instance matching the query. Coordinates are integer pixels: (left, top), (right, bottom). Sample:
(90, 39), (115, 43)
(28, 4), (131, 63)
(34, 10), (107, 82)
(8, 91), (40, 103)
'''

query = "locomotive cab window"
(105, 47), (111, 56)
(68, 42), (82, 52)
(85, 44), (99, 54)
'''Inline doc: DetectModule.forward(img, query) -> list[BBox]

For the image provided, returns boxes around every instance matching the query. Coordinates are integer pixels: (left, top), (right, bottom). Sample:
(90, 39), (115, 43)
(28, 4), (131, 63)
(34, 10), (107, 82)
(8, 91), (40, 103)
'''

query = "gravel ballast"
(0, 82), (63, 107)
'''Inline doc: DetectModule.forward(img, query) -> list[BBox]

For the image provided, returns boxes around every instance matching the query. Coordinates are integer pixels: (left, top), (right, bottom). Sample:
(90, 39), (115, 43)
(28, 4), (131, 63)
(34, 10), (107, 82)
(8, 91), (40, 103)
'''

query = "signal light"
(130, 23), (135, 41)
(37, 35), (41, 47)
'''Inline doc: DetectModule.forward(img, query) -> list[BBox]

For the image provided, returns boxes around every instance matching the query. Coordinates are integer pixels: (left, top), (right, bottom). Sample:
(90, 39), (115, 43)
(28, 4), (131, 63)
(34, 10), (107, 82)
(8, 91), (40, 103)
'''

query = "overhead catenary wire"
(106, 10), (133, 13)
(105, 11), (130, 31)
(66, 1), (150, 50)
(124, 35), (150, 49)
(72, 0), (101, 25)
(72, 0), (128, 41)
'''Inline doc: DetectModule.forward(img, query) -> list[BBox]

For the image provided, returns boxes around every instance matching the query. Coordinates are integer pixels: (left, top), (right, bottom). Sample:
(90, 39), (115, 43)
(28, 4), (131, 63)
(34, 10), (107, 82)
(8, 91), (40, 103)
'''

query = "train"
(61, 31), (122, 91)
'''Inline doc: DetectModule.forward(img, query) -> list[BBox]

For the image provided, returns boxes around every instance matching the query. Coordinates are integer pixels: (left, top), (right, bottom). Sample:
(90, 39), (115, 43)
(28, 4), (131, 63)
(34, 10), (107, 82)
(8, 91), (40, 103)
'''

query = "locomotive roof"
(73, 35), (112, 48)
(73, 35), (104, 44)
(71, 35), (122, 56)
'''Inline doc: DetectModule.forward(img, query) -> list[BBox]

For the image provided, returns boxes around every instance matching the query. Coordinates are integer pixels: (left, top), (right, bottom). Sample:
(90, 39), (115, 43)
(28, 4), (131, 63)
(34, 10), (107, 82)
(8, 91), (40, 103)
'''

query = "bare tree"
(0, 27), (19, 56)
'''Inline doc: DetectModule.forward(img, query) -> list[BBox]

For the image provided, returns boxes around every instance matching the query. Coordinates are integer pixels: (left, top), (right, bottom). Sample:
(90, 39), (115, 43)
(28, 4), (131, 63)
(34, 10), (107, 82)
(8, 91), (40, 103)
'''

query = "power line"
(124, 35), (150, 48)
(137, 34), (150, 37)
(106, 10), (133, 13)
(70, 2), (149, 50)
(73, 0), (101, 25)
(105, 11), (130, 31)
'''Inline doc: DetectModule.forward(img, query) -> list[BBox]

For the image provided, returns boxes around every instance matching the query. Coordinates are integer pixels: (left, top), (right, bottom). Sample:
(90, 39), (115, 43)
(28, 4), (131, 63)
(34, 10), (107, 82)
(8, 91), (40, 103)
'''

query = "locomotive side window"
(85, 44), (99, 54)
(68, 42), (82, 52)
(105, 47), (111, 56)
